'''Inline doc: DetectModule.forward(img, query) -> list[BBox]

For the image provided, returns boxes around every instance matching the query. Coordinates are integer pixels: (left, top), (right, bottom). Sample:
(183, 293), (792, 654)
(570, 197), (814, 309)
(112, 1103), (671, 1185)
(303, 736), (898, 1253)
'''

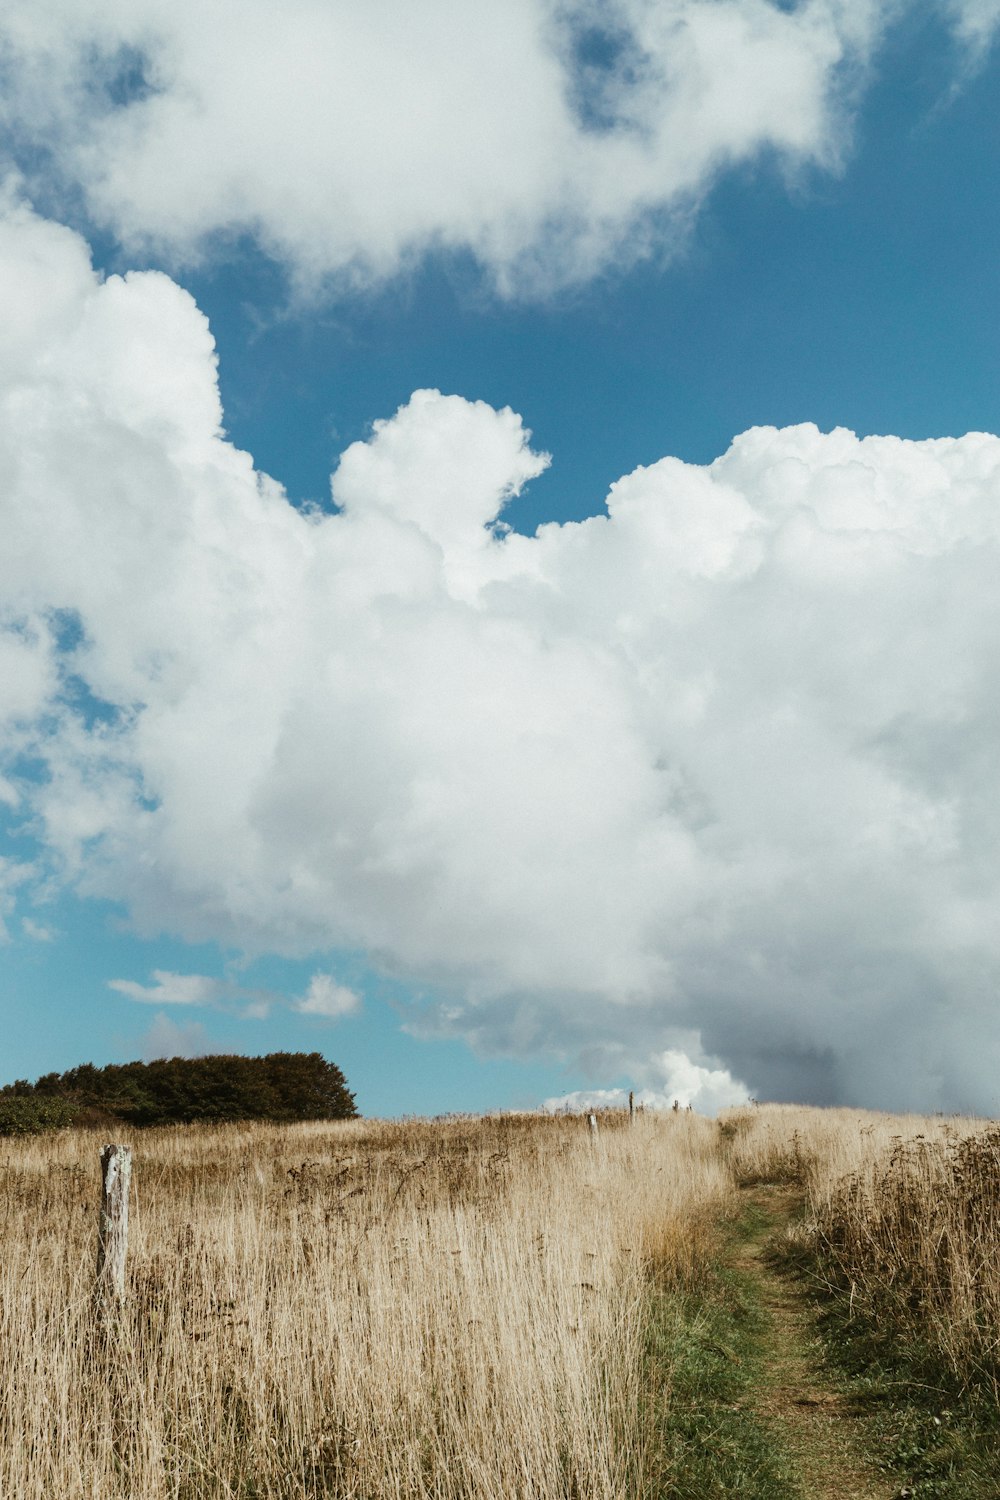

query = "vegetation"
(3, 1100), (1000, 1497)
(0, 1091), (76, 1136)
(0, 1051), (357, 1132)
(724, 1103), (1000, 1498)
(813, 1126), (1000, 1389)
(0, 1110), (729, 1499)
(642, 1211), (801, 1499)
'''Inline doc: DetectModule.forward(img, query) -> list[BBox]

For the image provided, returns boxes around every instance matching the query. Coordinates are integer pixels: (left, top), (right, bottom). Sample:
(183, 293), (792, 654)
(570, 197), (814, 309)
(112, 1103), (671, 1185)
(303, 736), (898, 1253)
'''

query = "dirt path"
(732, 1185), (892, 1500)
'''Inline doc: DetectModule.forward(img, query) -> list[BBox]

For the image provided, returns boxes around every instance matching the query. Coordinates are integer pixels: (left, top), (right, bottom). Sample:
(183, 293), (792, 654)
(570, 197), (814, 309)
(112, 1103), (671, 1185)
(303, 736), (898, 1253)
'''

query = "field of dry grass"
(721, 1102), (1000, 1392)
(4, 1100), (1000, 1498)
(0, 1110), (731, 1499)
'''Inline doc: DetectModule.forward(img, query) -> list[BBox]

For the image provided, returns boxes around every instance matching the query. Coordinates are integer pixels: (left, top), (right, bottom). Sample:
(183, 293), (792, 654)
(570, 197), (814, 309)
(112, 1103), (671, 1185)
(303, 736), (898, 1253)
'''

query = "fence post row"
(96, 1143), (132, 1311)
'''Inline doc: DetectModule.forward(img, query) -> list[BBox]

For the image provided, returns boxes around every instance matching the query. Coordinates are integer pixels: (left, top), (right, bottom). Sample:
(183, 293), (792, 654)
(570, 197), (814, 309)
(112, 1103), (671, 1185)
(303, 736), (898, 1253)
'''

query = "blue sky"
(192, 4), (1000, 522)
(2, 1), (1000, 1116)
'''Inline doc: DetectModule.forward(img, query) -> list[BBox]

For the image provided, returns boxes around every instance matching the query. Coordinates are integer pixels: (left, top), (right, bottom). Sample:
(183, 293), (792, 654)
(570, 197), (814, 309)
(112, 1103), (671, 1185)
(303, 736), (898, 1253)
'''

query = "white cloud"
(0, 855), (34, 942)
(108, 968), (267, 1014)
(3, 201), (1000, 1111)
(948, 0), (1000, 56)
(544, 1049), (749, 1115)
(21, 916), (55, 942)
(107, 962), (359, 1020)
(0, 619), (57, 731)
(294, 973), (362, 1020)
(0, 0), (943, 297)
(109, 970), (225, 1005)
(1, 2), (991, 299)
(139, 1012), (211, 1061)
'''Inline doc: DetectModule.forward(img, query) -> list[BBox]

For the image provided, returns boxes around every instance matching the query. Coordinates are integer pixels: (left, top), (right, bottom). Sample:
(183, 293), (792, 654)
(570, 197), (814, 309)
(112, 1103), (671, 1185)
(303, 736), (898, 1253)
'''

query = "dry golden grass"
(720, 1101), (1000, 1391)
(719, 1100), (980, 1202)
(9, 1099), (1000, 1496)
(0, 1110), (730, 1500)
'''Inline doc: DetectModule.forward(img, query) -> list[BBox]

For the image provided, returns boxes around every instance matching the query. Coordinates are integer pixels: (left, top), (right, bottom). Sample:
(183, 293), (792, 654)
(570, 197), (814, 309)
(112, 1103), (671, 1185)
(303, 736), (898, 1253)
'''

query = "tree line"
(0, 1052), (358, 1135)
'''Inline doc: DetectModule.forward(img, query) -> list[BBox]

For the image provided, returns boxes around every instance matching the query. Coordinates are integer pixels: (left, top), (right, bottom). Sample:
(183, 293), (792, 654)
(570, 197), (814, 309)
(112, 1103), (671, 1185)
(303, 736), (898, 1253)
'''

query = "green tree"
(0, 1052), (358, 1130)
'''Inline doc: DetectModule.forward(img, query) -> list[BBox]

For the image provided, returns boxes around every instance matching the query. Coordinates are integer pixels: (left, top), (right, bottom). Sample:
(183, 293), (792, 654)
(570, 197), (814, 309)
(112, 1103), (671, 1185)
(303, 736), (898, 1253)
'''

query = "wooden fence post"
(96, 1143), (132, 1311)
(628, 1090), (635, 1125)
(587, 1112), (598, 1139)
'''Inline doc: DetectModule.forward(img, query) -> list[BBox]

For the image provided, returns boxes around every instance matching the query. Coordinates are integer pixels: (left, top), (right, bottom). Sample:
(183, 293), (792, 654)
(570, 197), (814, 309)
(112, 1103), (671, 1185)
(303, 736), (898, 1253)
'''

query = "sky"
(2, 0), (1000, 1117)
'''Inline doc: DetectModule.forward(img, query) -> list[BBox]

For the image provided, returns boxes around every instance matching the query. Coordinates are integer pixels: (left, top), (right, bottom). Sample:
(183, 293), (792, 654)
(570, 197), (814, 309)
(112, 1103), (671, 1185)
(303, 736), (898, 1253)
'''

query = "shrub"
(0, 1093), (77, 1136)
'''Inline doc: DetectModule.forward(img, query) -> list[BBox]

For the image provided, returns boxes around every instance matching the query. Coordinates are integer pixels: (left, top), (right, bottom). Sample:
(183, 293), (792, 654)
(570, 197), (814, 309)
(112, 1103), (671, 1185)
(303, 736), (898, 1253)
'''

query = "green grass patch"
(772, 1238), (1000, 1499)
(640, 1205), (801, 1499)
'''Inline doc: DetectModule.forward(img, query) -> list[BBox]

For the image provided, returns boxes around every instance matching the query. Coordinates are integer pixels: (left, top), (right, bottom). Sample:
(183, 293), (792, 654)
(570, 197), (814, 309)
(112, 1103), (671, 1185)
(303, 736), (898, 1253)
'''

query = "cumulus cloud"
(21, 916), (55, 942)
(0, 619), (56, 731)
(0, 0), (980, 296)
(3, 199), (1000, 1111)
(139, 1012), (212, 1061)
(108, 963), (360, 1021)
(948, 0), (1000, 56)
(294, 974), (362, 1020)
(0, 855), (34, 942)
(544, 1049), (749, 1114)
(109, 968), (258, 1013)
(109, 970), (226, 1006)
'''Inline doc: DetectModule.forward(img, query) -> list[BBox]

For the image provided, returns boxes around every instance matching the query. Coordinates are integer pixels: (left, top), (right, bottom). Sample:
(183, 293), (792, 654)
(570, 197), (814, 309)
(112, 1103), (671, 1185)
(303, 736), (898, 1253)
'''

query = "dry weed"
(719, 1102), (999, 1390)
(0, 1110), (729, 1499)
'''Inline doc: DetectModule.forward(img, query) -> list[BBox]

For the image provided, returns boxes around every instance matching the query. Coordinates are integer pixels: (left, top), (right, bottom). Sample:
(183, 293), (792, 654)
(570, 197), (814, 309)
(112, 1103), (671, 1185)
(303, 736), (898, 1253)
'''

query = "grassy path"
(729, 1186), (891, 1500)
(647, 1185), (893, 1498)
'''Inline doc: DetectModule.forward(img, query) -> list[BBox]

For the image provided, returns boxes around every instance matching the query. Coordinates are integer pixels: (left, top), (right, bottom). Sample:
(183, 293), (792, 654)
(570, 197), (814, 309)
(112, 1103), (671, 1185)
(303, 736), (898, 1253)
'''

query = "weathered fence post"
(96, 1143), (132, 1311)
(628, 1090), (635, 1125)
(587, 1112), (598, 1139)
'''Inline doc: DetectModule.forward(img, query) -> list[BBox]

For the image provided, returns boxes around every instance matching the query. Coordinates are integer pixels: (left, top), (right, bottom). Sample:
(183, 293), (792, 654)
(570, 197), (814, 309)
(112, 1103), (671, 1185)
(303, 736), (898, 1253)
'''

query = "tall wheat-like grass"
(719, 1101), (980, 1203)
(0, 1111), (730, 1499)
(720, 1102), (1000, 1391)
